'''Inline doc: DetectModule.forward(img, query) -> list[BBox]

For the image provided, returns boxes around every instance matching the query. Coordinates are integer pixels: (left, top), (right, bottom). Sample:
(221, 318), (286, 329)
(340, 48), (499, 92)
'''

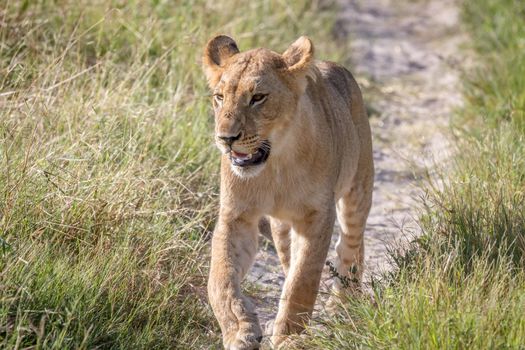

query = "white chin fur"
(230, 163), (265, 178)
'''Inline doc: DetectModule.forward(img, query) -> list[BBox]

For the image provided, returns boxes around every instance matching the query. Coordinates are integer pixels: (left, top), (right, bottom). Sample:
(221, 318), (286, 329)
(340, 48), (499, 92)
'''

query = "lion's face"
(203, 36), (313, 178)
(210, 51), (294, 177)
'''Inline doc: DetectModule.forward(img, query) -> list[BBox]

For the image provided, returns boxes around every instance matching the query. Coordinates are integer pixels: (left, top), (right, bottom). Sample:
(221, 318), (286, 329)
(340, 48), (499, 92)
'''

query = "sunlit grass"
(298, 0), (525, 348)
(0, 1), (344, 348)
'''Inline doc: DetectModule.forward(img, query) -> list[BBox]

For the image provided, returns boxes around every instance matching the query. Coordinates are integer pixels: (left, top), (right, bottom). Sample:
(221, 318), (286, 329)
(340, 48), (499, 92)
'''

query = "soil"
(245, 0), (466, 341)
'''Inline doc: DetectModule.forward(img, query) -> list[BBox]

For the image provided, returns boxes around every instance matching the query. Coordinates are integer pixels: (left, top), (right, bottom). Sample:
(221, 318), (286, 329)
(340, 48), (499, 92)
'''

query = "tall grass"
(0, 1), (343, 348)
(298, 0), (525, 348)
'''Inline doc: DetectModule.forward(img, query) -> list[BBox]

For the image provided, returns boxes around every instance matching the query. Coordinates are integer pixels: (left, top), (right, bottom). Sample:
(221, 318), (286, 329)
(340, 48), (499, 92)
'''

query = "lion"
(202, 35), (374, 349)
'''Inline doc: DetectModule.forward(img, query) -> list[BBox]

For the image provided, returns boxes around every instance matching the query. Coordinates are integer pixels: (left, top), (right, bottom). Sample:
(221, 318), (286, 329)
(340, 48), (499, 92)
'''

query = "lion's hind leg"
(334, 182), (372, 292)
(258, 217), (291, 276)
(269, 218), (291, 276)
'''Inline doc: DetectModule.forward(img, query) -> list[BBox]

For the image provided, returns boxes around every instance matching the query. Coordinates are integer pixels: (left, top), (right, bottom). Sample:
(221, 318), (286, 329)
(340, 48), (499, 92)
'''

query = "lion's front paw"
(268, 320), (291, 349)
(270, 335), (301, 350)
(223, 324), (263, 350)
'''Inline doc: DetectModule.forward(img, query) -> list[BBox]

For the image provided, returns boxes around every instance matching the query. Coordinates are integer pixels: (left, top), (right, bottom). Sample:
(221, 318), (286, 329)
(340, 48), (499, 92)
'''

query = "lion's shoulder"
(315, 61), (355, 96)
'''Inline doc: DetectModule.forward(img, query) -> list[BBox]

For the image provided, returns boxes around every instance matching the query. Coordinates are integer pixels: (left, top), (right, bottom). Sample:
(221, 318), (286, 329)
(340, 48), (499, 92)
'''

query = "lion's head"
(202, 35), (314, 178)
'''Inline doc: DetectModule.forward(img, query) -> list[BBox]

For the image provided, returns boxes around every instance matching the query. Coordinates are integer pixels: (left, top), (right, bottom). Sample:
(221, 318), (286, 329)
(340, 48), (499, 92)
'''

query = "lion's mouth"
(229, 144), (270, 167)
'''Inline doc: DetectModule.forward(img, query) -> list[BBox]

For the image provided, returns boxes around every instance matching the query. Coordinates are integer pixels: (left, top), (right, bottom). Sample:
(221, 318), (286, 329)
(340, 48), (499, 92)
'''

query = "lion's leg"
(270, 218), (291, 275)
(208, 214), (262, 350)
(334, 179), (373, 292)
(271, 206), (335, 347)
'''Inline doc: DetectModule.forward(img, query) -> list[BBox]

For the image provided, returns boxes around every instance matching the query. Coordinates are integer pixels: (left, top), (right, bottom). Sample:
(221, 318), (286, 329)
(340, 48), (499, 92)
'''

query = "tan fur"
(203, 35), (374, 349)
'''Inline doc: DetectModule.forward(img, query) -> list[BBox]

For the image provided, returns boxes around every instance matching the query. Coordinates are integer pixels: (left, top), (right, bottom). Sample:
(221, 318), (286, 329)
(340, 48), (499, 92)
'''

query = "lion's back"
(314, 60), (374, 197)
(316, 61), (367, 126)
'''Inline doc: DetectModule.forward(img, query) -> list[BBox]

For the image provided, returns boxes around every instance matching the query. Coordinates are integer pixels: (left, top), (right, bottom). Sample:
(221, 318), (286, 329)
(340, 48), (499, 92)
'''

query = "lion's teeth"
(231, 151), (253, 161)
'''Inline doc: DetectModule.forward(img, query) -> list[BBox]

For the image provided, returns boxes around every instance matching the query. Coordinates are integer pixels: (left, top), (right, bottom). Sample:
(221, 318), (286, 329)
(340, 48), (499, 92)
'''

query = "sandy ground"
(245, 0), (465, 339)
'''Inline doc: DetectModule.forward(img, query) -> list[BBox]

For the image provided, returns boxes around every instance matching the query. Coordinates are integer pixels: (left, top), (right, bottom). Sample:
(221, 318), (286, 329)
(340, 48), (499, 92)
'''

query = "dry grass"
(298, 0), (525, 348)
(0, 1), (344, 348)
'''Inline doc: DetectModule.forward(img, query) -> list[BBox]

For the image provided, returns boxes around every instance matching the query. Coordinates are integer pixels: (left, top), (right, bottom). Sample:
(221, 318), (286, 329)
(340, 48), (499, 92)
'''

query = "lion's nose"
(217, 132), (241, 146)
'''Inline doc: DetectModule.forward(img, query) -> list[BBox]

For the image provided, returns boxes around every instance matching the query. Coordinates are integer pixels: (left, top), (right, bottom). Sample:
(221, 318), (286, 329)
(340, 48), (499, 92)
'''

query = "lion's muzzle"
(229, 143), (271, 167)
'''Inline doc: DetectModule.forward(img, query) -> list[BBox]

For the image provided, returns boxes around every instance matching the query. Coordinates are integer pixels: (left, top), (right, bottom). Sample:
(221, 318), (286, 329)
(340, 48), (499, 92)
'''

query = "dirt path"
(247, 0), (465, 336)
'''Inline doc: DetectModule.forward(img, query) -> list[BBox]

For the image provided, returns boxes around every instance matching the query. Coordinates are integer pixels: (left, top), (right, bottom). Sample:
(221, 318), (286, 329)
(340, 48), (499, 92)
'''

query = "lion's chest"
(264, 173), (334, 222)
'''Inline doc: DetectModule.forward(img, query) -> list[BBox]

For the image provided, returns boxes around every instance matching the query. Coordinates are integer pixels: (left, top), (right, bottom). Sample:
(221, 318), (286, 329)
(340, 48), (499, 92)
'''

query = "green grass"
(0, 1), (344, 348)
(298, 0), (525, 348)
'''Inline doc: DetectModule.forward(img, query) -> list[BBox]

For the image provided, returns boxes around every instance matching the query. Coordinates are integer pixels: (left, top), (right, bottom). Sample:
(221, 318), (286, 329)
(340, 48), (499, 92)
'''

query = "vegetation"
(0, 1), (342, 348)
(300, 0), (525, 348)
(3, 0), (524, 348)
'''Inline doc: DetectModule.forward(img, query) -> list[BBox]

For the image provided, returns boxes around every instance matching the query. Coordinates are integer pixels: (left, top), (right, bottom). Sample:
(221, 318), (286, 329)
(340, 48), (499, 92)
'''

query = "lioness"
(203, 35), (373, 349)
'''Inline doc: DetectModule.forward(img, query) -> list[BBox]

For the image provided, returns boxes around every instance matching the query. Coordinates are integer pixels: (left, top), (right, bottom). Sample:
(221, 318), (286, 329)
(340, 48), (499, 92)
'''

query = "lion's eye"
(214, 94), (224, 106)
(250, 94), (267, 106)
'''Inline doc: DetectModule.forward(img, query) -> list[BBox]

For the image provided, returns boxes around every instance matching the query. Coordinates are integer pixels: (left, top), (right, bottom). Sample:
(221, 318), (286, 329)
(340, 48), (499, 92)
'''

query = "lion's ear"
(282, 36), (314, 73)
(202, 35), (240, 88)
